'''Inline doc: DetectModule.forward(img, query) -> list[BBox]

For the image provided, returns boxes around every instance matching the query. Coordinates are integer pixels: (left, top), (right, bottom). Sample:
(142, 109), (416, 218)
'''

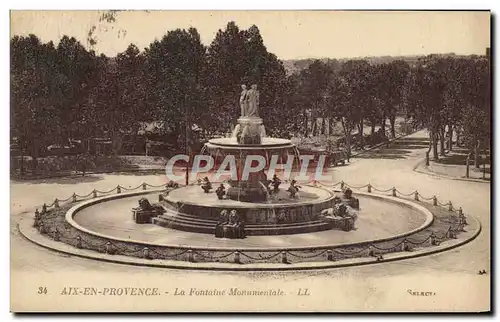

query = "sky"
(10, 10), (491, 60)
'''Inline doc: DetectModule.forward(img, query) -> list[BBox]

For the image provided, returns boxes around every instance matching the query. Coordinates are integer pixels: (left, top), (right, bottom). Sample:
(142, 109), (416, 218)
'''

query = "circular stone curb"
(63, 188), (435, 252)
(18, 212), (481, 271)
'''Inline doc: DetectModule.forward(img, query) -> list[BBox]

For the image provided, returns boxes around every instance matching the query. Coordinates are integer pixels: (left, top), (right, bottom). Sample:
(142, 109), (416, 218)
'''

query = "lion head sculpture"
(138, 197), (153, 211)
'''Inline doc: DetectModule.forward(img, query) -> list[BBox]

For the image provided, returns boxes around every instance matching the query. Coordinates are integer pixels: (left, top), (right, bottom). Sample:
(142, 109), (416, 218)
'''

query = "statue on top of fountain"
(235, 84), (266, 145)
(240, 84), (260, 118)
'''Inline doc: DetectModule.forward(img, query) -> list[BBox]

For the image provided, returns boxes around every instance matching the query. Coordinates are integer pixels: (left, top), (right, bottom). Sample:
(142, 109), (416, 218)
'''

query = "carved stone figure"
(166, 180), (179, 188)
(320, 203), (358, 231)
(240, 85), (248, 117)
(201, 177), (212, 193)
(246, 84), (260, 117)
(238, 123), (261, 145)
(342, 188), (360, 209)
(138, 197), (154, 211)
(287, 180), (301, 198)
(133, 197), (165, 224)
(215, 183), (226, 200)
(215, 209), (229, 238)
(271, 174), (282, 193)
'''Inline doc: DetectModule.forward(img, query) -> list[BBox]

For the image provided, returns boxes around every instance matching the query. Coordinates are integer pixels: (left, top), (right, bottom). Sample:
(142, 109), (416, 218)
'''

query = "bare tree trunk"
(341, 118), (352, 158)
(431, 130), (439, 162)
(466, 153), (470, 178)
(20, 143), (25, 175)
(371, 122), (376, 135)
(381, 113), (386, 135)
(426, 131), (432, 166)
(389, 115), (396, 138)
(474, 139), (480, 168)
(329, 117), (335, 135)
(448, 123), (453, 151)
(439, 126), (446, 156)
(358, 119), (364, 149)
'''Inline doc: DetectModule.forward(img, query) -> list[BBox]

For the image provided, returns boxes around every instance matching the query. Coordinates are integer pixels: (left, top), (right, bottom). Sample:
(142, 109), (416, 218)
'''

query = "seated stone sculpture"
(214, 209), (245, 239)
(215, 183), (226, 200)
(138, 197), (153, 211)
(133, 197), (165, 224)
(201, 177), (212, 193)
(215, 209), (229, 238)
(341, 188), (360, 209)
(320, 203), (358, 231)
(229, 210), (245, 239)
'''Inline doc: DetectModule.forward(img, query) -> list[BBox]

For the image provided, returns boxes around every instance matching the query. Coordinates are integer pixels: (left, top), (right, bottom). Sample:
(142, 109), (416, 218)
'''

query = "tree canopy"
(11, 24), (490, 170)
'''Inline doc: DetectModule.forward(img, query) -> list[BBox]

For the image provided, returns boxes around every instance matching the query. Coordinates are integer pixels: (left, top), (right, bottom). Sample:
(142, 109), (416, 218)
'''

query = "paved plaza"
(10, 130), (491, 311)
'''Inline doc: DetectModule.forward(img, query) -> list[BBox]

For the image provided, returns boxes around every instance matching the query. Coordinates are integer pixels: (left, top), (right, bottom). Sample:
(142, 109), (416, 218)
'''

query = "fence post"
(117, 186), (121, 194)
(433, 196), (438, 206)
(187, 250), (194, 262)
(448, 201), (453, 211)
(53, 228), (60, 241)
(414, 191), (419, 201)
(367, 184), (372, 193)
(92, 190), (97, 198)
(38, 222), (45, 234)
(281, 251), (288, 263)
(142, 183), (147, 190)
(392, 187), (397, 197)
(430, 233), (436, 246)
(105, 242), (112, 254)
(234, 251), (241, 264)
(72, 193), (77, 203)
(459, 213), (467, 225)
(34, 209), (40, 227)
(143, 247), (149, 259)
(327, 249), (333, 261)
(401, 240), (408, 252)
(76, 236), (82, 248)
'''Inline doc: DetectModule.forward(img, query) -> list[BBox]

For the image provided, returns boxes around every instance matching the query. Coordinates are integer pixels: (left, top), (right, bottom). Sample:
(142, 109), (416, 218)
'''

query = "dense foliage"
(11, 22), (490, 171)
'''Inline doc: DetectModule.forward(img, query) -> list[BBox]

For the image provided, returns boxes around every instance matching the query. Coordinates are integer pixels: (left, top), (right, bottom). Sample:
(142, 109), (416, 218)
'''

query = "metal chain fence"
(32, 181), (470, 265)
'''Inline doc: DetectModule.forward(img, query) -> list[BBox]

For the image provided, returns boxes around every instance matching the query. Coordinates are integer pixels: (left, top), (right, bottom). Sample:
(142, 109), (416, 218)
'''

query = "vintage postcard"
(10, 10), (491, 312)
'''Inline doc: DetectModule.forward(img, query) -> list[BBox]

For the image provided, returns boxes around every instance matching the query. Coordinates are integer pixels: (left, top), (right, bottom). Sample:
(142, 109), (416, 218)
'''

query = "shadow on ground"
(112, 169), (165, 176)
(11, 174), (103, 185)
(437, 152), (491, 167)
(354, 137), (430, 160)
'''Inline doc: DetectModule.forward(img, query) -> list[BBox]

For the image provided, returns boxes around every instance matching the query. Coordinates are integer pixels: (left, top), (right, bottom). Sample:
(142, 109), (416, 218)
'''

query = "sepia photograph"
(9, 9), (491, 312)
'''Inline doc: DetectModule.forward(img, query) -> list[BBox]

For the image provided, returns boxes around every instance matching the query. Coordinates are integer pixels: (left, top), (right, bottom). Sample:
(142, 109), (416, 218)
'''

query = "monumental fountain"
(151, 84), (354, 236)
(22, 86), (466, 268)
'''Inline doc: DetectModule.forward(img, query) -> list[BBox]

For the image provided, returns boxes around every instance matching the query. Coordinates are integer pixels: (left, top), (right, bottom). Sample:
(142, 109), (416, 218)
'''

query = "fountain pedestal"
(226, 171), (270, 202)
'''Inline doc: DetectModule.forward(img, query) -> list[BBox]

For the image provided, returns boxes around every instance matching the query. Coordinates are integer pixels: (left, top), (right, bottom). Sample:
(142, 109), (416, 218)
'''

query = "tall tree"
(144, 27), (207, 152)
(205, 22), (286, 135)
(11, 35), (62, 171)
(383, 60), (410, 138)
(56, 36), (99, 141)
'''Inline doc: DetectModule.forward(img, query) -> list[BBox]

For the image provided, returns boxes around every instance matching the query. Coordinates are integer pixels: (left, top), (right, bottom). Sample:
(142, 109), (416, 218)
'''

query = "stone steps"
(153, 211), (332, 236)
(162, 211), (327, 228)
